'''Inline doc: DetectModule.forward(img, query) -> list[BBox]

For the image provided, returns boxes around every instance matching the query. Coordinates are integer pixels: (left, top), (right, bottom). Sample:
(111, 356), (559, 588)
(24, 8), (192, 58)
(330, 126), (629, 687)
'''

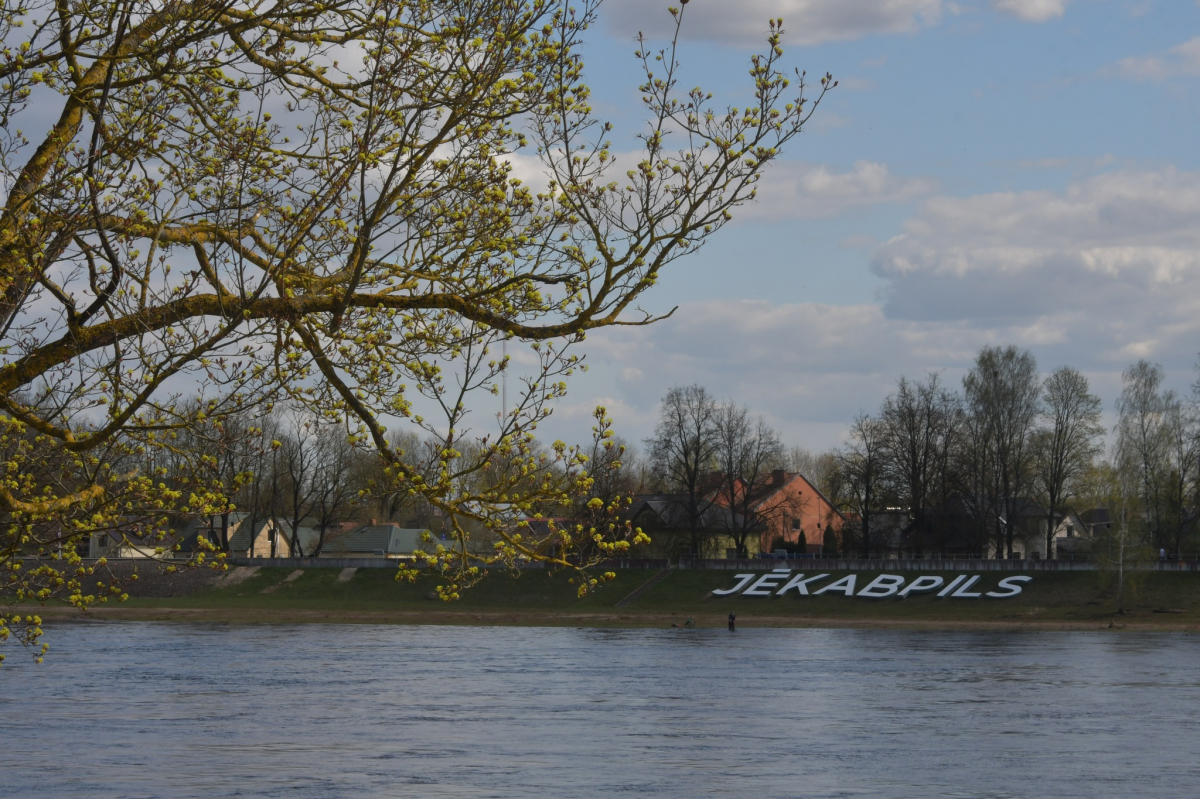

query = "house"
(991, 499), (1059, 559)
(318, 522), (434, 558)
(176, 513), (295, 557)
(1077, 508), (1112, 537)
(1053, 511), (1093, 559)
(627, 470), (845, 559)
(841, 508), (911, 557)
(747, 470), (845, 556)
(626, 492), (736, 558)
(88, 527), (163, 559)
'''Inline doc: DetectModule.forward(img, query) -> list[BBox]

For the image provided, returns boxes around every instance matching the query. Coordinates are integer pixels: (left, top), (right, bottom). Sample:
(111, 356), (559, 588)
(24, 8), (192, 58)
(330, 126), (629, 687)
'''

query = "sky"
(528, 0), (1200, 454)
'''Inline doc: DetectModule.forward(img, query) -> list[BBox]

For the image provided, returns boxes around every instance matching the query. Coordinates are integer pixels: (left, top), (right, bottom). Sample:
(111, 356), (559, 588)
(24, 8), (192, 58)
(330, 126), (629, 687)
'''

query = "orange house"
(750, 470), (845, 554)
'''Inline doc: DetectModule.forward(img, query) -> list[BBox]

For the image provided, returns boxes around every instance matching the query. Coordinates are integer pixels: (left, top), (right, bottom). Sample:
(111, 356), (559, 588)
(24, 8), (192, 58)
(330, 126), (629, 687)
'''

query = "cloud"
(1114, 37), (1200, 81)
(565, 296), (1092, 449)
(541, 168), (1200, 450)
(603, 0), (944, 47)
(991, 0), (1070, 22)
(500, 152), (933, 221)
(870, 168), (1200, 362)
(578, 300), (979, 438)
(741, 160), (937, 220)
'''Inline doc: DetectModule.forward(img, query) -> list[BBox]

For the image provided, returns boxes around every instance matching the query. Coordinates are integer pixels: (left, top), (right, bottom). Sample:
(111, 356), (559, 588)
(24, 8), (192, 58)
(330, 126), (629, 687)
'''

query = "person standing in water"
(728, 612), (736, 631)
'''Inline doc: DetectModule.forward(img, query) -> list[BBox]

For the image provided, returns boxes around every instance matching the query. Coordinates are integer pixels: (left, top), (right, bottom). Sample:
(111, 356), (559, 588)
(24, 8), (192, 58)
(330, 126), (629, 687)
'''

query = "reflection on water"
(4, 623), (1199, 798)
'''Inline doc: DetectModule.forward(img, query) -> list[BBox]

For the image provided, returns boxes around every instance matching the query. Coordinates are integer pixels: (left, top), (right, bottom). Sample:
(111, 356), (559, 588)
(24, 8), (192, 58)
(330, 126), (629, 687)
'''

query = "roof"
(1079, 508), (1111, 527)
(323, 524), (432, 554)
(628, 494), (739, 530)
(751, 471), (847, 523)
(324, 523), (397, 553)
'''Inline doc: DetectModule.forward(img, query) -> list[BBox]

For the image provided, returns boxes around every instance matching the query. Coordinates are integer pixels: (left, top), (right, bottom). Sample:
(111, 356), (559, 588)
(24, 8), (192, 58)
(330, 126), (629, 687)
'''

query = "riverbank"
(16, 565), (1200, 631)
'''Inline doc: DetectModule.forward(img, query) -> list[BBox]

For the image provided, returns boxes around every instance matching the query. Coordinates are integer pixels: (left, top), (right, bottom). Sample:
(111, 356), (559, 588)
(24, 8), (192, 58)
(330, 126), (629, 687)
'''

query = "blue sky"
(529, 0), (1200, 453)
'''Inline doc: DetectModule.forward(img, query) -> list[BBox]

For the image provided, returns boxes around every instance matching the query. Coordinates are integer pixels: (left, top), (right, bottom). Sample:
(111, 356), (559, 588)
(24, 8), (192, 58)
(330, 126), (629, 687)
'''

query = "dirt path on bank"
(28, 604), (1200, 632)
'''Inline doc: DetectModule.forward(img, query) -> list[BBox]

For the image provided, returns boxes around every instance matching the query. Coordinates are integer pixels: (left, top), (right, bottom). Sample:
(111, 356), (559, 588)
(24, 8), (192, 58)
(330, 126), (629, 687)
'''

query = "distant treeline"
(140, 347), (1199, 565)
(631, 346), (1200, 562)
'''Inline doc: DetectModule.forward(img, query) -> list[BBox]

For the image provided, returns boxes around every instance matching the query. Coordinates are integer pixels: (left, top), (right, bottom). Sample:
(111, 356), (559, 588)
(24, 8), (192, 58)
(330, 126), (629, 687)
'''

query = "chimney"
(371, 518), (378, 526)
(772, 469), (788, 486)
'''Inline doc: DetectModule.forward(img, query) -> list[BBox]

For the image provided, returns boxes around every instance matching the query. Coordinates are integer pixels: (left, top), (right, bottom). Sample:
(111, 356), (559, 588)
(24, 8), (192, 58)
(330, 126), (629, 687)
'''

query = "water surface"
(3, 623), (1198, 797)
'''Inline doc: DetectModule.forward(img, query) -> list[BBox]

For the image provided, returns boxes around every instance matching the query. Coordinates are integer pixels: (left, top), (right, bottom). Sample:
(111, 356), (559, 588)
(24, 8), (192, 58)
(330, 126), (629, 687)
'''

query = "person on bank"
(728, 612), (736, 631)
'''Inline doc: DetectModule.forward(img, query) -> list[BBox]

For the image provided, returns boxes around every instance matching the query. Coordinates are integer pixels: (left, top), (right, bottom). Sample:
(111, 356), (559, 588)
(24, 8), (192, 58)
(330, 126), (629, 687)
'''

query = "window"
(791, 519), (800, 531)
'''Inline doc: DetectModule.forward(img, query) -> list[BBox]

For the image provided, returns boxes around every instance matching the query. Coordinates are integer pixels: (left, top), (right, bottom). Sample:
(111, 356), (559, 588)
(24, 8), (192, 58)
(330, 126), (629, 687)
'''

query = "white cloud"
(499, 153), (933, 221)
(603, 0), (944, 47)
(1114, 36), (1200, 81)
(992, 0), (1070, 22)
(742, 160), (936, 220)
(570, 300), (956, 447)
(540, 168), (1200, 450)
(870, 168), (1200, 363)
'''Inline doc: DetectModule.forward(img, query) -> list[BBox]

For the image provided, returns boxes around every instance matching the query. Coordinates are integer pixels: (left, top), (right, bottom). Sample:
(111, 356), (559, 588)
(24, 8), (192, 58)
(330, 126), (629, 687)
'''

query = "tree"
(711, 403), (783, 557)
(1, 0), (834, 658)
(822, 523), (839, 556)
(647, 385), (719, 557)
(357, 429), (424, 524)
(781, 445), (838, 496)
(838, 413), (888, 558)
(577, 408), (641, 515)
(879, 373), (959, 552)
(275, 412), (323, 557)
(1115, 360), (1198, 556)
(962, 346), (1041, 559)
(1105, 436), (1154, 614)
(1033, 366), (1103, 559)
(308, 426), (362, 556)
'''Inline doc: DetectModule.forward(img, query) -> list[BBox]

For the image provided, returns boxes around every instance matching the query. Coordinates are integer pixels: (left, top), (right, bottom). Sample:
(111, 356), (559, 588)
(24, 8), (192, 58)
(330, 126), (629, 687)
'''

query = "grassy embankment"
(27, 565), (1200, 630)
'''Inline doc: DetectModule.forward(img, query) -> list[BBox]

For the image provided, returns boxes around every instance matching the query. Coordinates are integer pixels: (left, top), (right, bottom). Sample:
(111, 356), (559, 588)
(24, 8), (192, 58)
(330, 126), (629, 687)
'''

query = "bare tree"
(277, 411), (322, 557)
(237, 413), (281, 558)
(308, 427), (363, 556)
(1033, 366), (1104, 558)
(647, 385), (719, 557)
(879, 373), (960, 552)
(838, 413), (889, 558)
(712, 403), (784, 557)
(963, 346), (1042, 559)
(1107, 431), (1156, 613)
(781, 445), (839, 498)
(1161, 396), (1199, 556)
(1118, 357), (1195, 551)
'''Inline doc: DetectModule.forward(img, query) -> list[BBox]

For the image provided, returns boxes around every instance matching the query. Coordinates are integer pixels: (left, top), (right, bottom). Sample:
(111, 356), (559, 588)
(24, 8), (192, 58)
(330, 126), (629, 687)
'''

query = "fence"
(33, 555), (1200, 572)
(223, 556), (669, 570)
(677, 556), (1200, 572)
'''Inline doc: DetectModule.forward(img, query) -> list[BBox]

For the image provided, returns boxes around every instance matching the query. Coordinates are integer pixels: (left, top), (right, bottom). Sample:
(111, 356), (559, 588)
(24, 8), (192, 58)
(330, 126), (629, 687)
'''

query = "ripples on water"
(3, 623), (1199, 798)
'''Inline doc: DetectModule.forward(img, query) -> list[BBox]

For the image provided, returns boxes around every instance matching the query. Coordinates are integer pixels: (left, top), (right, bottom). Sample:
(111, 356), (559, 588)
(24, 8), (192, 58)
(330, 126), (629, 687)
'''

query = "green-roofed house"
(318, 522), (434, 559)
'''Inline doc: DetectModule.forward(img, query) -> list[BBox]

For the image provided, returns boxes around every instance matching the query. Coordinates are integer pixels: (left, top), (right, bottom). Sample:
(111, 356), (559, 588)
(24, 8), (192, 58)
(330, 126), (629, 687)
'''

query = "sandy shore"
(26, 604), (1200, 632)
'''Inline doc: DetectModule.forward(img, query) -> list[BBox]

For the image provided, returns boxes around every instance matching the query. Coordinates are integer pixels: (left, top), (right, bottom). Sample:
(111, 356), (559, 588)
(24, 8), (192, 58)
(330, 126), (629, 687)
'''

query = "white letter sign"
(814, 575), (857, 596)
(856, 574), (906, 599)
(712, 572), (1032, 600)
(775, 573), (830, 596)
(743, 570), (791, 596)
(986, 576), (1032, 598)
(950, 575), (983, 598)
(712, 574), (757, 596)
(897, 576), (944, 598)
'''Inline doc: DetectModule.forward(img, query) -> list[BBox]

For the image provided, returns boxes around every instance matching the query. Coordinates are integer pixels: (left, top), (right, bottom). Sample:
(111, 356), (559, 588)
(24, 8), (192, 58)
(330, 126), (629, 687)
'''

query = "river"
(3, 623), (1199, 797)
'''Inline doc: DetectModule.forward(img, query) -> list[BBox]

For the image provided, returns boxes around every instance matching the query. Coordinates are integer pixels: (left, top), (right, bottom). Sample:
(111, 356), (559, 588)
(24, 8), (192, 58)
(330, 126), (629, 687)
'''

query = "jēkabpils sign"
(713, 570), (1032, 599)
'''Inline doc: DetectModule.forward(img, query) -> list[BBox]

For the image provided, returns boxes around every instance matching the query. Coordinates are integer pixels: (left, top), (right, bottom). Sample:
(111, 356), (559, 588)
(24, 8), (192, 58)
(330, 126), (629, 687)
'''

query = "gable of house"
(750, 470), (844, 551)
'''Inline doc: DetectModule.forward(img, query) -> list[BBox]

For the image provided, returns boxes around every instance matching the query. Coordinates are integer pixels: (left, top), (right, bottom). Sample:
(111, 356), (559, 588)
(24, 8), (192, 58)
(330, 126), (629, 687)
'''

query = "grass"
(26, 565), (1200, 630)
